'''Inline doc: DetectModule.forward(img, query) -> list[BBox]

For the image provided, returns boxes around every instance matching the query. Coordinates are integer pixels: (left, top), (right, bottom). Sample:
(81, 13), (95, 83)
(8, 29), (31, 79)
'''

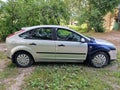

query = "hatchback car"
(6, 25), (117, 68)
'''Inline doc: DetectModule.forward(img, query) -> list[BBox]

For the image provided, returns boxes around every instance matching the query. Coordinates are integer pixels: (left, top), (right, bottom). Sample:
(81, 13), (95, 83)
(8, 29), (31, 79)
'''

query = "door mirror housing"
(81, 38), (86, 43)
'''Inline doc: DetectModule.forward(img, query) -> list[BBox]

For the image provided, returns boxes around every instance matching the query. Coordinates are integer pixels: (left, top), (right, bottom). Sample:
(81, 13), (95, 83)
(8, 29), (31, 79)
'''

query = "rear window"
(19, 28), (53, 40)
(19, 30), (34, 39)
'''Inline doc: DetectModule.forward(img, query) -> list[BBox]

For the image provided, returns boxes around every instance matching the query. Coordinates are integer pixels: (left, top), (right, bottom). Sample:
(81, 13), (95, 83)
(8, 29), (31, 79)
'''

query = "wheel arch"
(87, 45), (111, 60)
(91, 50), (110, 61)
(12, 50), (35, 63)
(86, 49), (111, 65)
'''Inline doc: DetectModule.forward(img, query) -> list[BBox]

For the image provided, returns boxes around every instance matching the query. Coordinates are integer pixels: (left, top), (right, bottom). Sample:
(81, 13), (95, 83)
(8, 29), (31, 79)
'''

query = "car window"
(19, 28), (53, 40)
(57, 28), (81, 42)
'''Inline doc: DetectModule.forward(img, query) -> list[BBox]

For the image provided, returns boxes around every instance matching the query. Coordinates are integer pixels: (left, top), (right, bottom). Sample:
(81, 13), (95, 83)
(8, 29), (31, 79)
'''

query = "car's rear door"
(55, 28), (88, 62)
(32, 27), (56, 60)
(20, 27), (56, 61)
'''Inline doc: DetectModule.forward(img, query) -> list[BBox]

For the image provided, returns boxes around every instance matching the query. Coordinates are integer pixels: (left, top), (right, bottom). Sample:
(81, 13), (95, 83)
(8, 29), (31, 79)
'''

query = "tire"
(90, 52), (109, 68)
(14, 52), (34, 67)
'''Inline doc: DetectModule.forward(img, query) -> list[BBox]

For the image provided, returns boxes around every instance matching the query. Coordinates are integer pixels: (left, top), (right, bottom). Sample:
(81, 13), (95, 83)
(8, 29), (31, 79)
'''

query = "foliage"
(0, 0), (120, 41)
(65, 0), (81, 21)
(39, 0), (69, 25)
(78, 0), (120, 32)
(68, 24), (88, 33)
(0, 0), (69, 41)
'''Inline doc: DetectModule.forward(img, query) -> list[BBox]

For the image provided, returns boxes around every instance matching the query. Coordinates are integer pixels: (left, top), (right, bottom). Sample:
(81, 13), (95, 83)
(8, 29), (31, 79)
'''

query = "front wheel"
(14, 52), (34, 67)
(90, 52), (109, 68)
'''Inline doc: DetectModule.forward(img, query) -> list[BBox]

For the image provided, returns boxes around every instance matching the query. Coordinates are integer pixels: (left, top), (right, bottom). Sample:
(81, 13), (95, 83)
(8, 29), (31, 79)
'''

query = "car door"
(55, 28), (88, 61)
(20, 27), (56, 61)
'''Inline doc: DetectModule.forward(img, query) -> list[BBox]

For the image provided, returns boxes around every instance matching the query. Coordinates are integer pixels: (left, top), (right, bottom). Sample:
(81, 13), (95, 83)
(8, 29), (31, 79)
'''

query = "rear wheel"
(90, 52), (109, 68)
(14, 52), (33, 67)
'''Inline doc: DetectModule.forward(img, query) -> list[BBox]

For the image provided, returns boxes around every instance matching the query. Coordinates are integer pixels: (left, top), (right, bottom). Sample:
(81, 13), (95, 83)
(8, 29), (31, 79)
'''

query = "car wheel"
(14, 52), (33, 67)
(90, 52), (109, 68)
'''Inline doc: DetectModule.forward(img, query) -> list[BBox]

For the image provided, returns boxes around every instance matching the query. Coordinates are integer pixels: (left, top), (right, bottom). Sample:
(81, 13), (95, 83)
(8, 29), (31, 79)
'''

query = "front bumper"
(109, 50), (117, 60)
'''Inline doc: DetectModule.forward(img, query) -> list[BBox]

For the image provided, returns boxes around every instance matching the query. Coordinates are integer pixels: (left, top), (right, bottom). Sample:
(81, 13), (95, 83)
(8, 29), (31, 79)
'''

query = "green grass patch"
(0, 52), (19, 90)
(23, 64), (112, 90)
(117, 50), (120, 60)
(0, 63), (19, 79)
(0, 52), (7, 60)
(113, 49), (120, 82)
(0, 83), (6, 90)
(114, 71), (120, 78)
(0, 52), (19, 80)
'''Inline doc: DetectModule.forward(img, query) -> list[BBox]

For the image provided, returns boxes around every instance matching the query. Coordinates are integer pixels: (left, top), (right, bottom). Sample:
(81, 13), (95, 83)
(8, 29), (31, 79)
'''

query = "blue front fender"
(87, 44), (111, 58)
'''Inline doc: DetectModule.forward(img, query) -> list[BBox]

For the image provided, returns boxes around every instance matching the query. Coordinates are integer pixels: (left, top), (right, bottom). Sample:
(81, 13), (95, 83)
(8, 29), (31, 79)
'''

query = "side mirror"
(81, 38), (86, 43)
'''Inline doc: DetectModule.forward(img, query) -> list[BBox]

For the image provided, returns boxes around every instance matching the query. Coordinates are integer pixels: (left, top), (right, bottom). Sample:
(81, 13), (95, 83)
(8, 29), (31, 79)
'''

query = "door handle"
(58, 44), (65, 47)
(29, 43), (37, 45)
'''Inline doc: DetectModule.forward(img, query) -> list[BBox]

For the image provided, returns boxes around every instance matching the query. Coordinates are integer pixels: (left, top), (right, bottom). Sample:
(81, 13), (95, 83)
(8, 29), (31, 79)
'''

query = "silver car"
(6, 25), (117, 68)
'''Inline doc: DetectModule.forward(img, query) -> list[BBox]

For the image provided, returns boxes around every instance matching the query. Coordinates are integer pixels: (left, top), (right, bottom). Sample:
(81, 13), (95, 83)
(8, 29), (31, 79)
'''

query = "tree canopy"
(0, 0), (120, 40)
(78, 0), (120, 32)
(0, 0), (69, 40)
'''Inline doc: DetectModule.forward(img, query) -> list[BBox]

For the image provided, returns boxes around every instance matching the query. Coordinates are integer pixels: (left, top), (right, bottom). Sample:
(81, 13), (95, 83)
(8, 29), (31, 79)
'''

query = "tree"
(78, 0), (120, 32)
(0, 0), (70, 41)
(65, 0), (82, 25)
(39, 0), (69, 25)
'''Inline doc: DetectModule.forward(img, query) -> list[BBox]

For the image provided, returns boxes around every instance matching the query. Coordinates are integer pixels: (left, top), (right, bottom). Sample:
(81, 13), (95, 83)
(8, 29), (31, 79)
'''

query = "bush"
(68, 24), (88, 33)
(0, 31), (9, 42)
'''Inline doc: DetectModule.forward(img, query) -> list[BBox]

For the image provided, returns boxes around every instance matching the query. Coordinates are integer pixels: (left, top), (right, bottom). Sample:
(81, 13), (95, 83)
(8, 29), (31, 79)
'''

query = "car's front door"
(55, 28), (88, 62)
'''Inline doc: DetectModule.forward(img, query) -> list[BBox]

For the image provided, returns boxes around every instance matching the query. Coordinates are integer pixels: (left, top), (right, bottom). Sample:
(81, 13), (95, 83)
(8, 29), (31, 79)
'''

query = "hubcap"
(17, 54), (30, 66)
(92, 54), (107, 67)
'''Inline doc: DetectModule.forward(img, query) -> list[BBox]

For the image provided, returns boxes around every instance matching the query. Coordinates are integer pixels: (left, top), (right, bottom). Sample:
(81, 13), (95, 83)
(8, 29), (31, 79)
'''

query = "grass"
(22, 51), (120, 90)
(0, 52), (19, 90)
(0, 84), (5, 90)
(0, 52), (19, 80)
(0, 52), (7, 60)
(0, 63), (19, 79)
(23, 64), (116, 90)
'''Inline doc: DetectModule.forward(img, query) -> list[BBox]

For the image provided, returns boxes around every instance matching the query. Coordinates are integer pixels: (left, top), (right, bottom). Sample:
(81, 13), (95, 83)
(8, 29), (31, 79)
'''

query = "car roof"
(22, 25), (70, 30)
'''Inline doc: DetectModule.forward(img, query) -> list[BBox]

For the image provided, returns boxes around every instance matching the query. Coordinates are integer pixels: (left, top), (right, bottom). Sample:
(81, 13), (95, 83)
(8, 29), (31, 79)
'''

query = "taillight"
(7, 29), (25, 38)
(7, 33), (15, 38)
